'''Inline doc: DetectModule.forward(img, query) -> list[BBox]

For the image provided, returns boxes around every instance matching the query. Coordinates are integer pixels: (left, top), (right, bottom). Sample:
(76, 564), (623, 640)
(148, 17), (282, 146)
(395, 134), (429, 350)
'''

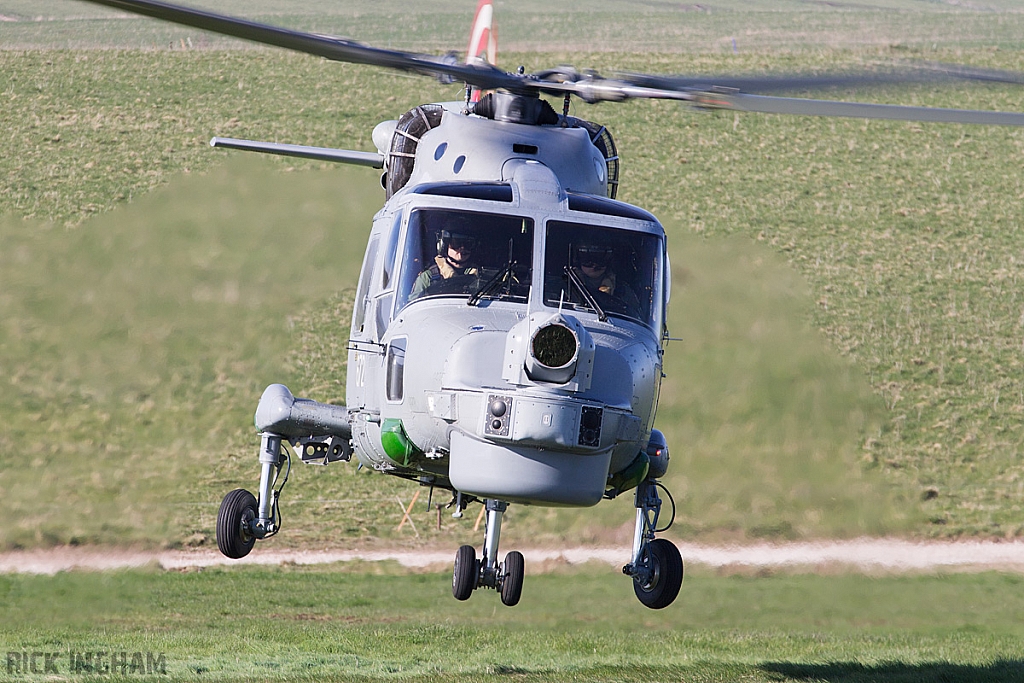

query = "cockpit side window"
(352, 235), (380, 335)
(395, 208), (534, 313)
(543, 221), (663, 329)
(381, 211), (404, 291)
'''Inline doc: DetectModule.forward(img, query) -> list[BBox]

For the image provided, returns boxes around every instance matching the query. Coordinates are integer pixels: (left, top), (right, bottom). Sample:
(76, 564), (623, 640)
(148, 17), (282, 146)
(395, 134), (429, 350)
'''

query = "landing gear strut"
(215, 432), (290, 559)
(623, 477), (683, 609)
(451, 499), (525, 606)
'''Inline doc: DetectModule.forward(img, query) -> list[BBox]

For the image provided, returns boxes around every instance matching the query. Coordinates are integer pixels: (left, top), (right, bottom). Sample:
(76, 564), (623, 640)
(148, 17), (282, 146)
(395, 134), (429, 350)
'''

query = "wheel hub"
(636, 552), (661, 591)
(239, 507), (256, 544)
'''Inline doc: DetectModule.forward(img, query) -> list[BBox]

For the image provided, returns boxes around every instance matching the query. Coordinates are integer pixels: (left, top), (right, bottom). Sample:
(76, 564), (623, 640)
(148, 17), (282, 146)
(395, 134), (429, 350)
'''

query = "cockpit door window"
(381, 211), (404, 291)
(352, 235), (380, 335)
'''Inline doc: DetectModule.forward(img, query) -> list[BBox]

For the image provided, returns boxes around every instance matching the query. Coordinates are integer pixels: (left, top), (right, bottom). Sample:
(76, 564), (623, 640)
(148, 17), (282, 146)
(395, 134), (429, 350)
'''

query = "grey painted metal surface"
(210, 137), (384, 168)
(255, 384), (351, 439)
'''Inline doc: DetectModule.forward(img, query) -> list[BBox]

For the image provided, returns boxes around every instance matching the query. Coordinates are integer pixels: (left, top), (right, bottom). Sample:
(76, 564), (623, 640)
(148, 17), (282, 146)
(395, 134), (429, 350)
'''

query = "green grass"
(0, 157), (383, 548)
(2, 565), (1024, 681)
(3, 3), (1024, 549)
(9, 0), (1024, 52)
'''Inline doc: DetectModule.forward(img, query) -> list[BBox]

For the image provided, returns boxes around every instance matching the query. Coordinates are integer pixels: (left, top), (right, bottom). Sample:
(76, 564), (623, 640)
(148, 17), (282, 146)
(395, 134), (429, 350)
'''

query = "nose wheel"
(451, 499), (525, 606)
(452, 544), (479, 601)
(499, 550), (525, 607)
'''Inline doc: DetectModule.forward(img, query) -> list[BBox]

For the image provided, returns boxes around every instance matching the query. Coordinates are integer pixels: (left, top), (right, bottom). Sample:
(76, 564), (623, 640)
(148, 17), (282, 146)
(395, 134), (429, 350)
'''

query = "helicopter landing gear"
(215, 432), (290, 559)
(623, 477), (683, 609)
(451, 499), (525, 606)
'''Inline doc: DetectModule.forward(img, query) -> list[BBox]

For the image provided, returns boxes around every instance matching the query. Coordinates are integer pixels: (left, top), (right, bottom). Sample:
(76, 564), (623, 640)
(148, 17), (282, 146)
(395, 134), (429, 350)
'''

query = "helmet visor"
(576, 245), (612, 269)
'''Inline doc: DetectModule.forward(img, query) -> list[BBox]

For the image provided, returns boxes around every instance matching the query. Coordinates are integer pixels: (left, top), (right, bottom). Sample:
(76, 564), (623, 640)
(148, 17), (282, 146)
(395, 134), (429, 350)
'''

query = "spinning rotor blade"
(528, 65), (1024, 126)
(619, 62), (1024, 95)
(532, 68), (1024, 126)
(81, 0), (522, 91)
(619, 70), (948, 95)
(80, 0), (1024, 127)
(688, 91), (1024, 126)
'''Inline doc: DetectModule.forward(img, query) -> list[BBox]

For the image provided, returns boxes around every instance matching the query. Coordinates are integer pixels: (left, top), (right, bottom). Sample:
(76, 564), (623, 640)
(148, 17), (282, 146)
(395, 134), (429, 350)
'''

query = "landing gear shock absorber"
(216, 432), (290, 559)
(623, 478), (682, 609)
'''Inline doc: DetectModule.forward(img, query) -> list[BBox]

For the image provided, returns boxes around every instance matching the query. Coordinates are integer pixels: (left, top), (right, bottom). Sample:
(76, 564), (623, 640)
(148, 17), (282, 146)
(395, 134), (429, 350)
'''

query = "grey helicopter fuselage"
(344, 100), (668, 507)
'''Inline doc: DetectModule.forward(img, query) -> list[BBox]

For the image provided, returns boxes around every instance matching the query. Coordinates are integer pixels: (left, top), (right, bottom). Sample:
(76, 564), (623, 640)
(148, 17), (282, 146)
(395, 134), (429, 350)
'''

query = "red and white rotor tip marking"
(466, 0), (498, 102)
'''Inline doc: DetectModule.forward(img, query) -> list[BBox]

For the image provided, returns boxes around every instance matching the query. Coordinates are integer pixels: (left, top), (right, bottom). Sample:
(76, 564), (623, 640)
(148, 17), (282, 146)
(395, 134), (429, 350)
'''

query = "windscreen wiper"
(564, 266), (607, 321)
(468, 259), (517, 306)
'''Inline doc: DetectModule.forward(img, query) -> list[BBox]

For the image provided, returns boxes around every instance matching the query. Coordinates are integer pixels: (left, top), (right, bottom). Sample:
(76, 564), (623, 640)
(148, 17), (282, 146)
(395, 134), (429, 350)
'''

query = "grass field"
(2, 564), (1024, 681)
(2, 3), (1024, 544)
(9, 0), (1024, 52)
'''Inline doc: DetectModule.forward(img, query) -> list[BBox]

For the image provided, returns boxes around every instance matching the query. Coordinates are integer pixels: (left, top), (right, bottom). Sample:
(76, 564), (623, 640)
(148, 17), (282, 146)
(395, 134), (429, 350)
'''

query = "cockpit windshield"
(396, 208), (534, 312)
(543, 221), (663, 328)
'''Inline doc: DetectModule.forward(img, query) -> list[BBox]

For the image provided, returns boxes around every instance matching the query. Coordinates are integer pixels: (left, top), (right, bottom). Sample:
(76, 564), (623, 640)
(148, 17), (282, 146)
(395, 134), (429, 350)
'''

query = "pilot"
(410, 229), (480, 298)
(572, 241), (641, 316)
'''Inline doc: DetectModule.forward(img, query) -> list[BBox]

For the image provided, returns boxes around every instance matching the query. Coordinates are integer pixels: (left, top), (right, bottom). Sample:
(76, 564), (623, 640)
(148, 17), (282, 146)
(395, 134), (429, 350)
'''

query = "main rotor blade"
(912, 62), (1024, 87)
(75, 0), (1024, 128)
(619, 62), (1024, 96)
(693, 91), (1024, 126)
(79, 0), (521, 91)
(619, 70), (951, 95)
(532, 65), (1024, 125)
(527, 75), (1024, 128)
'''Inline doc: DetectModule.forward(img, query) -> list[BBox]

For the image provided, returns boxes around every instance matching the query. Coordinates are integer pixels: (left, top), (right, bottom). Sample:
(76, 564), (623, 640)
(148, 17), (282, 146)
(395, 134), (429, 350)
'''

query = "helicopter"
(80, 0), (1024, 610)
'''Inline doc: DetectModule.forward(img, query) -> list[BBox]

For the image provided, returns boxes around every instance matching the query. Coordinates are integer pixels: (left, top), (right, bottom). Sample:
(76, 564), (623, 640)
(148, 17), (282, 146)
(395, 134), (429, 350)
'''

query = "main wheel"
(633, 538), (683, 609)
(500, 550), (525, 607)
(216, 488), (258, 559)
(452, 545), (478, 601)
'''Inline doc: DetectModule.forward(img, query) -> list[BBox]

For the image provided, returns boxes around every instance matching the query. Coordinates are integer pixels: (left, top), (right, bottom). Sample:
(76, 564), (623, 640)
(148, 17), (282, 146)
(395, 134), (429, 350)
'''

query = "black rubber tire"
(216, 488), (258, 559)
(500, 550), (525, 607)
(452, 545), (478, 601)
(633, 538), (683, 609)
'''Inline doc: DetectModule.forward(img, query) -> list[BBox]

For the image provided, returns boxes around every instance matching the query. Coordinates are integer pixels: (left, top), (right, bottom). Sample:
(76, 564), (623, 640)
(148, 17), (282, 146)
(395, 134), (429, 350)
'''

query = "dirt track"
(4, 539), (1024, 575)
